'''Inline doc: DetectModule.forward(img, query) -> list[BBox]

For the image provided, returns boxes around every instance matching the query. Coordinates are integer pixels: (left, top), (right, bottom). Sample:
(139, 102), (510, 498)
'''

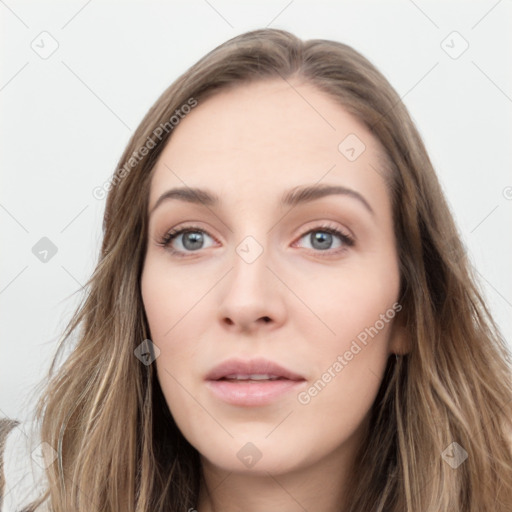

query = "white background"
(1, 0), (511, 425)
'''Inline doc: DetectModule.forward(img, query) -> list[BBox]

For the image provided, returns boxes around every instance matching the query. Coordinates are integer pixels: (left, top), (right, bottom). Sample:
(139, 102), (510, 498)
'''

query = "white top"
(2, 422), (49, 512)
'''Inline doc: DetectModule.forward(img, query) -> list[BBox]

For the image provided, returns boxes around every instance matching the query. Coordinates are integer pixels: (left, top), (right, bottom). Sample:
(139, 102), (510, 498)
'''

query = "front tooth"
(224, 374), (279, 380)
(249, 374), (273, 380)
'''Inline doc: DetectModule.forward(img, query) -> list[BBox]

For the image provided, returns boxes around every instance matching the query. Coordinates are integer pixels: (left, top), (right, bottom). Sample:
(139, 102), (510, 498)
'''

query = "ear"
(388, 310), (411, 356)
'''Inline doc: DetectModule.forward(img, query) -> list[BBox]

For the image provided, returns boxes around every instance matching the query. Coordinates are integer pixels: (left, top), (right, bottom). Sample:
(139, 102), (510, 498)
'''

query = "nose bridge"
(217, 228), (286, 330)
(227, 203), (272, 283)
(229, 232), (271, 297)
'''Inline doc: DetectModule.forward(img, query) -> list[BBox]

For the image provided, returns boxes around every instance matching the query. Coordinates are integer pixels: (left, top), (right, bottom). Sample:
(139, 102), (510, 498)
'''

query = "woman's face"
(141, 79), (407, 475)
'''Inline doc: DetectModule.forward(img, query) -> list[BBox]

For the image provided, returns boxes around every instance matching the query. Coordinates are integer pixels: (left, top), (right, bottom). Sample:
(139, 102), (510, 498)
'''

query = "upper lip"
(206, 358), (305, 381)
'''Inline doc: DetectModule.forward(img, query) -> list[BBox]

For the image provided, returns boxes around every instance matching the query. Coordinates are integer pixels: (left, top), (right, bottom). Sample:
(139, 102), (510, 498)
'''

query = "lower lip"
(206, 379), (306, 406)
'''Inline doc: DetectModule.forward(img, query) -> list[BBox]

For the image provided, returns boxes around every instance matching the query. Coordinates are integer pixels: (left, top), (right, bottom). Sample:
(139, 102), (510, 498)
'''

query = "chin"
(192, 433), (315, 476)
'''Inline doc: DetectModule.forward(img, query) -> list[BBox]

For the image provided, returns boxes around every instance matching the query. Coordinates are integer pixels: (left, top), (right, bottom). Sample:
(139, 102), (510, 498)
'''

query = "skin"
(141, 78), (409, 512)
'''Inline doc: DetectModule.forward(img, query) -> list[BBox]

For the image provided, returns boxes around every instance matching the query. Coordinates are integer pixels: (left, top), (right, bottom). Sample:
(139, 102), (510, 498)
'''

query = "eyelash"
(157, 223), (355, 258)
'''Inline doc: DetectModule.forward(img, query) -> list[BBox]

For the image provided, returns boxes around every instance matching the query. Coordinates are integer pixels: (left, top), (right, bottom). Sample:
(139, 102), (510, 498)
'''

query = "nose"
(217, 240), (287, 334)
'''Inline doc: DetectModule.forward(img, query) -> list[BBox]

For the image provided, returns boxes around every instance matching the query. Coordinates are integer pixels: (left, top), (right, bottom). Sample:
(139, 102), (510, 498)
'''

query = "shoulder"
(1, 419), (48, 512)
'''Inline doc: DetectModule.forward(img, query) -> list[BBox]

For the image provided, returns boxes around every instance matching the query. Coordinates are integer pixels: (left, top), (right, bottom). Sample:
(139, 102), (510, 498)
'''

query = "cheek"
(141, 266), (196, 379)
(141, 259), (206, 422)
(140, 256), (204, 339)
(141, 259), (170, 337)
(294, 254), (400, 398)
(299, 256), (399, 344)
(294, 285), (399, 449)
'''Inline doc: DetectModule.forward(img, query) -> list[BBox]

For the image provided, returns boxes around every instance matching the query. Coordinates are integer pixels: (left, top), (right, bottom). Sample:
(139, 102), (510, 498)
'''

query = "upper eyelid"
(163, 223), (353, 249)
(161, 226), (218, 244)
(166, 223), (348, 238)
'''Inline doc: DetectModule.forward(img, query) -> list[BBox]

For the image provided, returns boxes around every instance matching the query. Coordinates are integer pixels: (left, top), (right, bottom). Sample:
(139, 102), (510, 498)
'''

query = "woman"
(6, 28), (512, 511)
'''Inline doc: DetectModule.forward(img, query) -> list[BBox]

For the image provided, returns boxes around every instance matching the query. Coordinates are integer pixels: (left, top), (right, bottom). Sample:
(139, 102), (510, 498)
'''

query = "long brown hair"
(18, 28), (512, 511)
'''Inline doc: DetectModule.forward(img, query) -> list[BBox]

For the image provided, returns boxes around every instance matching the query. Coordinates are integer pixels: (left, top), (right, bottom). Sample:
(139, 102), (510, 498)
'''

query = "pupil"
(311, 231), (332, 250)
(183, 232), (203, 250)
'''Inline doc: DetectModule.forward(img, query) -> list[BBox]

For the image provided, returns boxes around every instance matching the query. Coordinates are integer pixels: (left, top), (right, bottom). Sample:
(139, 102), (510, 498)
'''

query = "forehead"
(149, 79), (388, 210)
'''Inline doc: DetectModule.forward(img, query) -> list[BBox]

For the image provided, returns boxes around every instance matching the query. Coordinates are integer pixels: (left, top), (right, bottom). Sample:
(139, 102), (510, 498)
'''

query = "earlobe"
(389, 321), (412, 356)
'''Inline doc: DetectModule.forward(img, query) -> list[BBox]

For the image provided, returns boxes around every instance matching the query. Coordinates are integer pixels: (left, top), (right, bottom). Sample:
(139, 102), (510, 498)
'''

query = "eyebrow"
(149, 184), (374, 216)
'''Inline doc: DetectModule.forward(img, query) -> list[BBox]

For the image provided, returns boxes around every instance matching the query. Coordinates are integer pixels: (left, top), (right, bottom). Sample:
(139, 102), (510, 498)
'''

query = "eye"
(158, 225), (216, 256)
(294, 224), (355, 255)
(157, 223), (355, 258)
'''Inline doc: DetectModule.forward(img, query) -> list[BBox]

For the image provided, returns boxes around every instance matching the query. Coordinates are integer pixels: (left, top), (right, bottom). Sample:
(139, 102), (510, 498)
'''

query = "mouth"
(206, 358), (305, 382)
(205, 358), (307, 406)
(219, 374), (295, 381)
